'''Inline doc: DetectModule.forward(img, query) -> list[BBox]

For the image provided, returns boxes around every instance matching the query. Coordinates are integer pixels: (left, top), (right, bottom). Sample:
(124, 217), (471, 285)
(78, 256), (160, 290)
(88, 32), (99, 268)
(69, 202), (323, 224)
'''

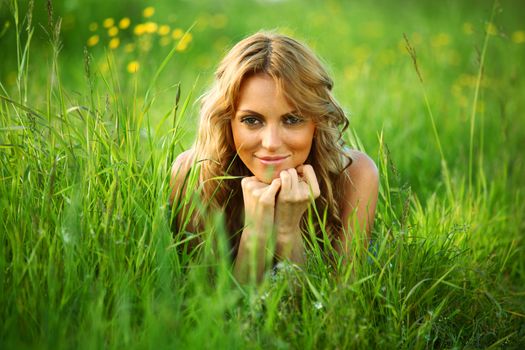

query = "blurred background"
(1, 0), (524, 194)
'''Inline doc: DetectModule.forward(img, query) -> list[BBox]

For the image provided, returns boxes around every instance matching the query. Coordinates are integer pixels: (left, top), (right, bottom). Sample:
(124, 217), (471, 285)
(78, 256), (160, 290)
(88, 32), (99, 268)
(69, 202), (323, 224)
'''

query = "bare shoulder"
(345, 149), (379, 182)
(341, 149), (379, 204)
(339, 149), (379, 235)
(171, 149), (194, 178)
(170, 149), (195, 204)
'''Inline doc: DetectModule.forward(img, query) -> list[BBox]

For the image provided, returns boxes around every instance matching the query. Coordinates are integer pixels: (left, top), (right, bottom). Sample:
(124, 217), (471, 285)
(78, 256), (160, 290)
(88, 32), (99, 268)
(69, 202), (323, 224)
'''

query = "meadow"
(1, 0), (524, 348)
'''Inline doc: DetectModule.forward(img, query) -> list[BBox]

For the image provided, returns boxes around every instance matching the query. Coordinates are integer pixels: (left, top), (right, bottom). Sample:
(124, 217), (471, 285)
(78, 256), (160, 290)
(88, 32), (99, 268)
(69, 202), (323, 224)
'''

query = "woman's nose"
(261, 125), (282, 151)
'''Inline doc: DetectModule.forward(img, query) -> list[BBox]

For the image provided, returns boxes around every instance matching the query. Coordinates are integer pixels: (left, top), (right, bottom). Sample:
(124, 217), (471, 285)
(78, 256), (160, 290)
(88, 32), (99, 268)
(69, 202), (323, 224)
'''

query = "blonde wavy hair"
(190, 31), (351, 254)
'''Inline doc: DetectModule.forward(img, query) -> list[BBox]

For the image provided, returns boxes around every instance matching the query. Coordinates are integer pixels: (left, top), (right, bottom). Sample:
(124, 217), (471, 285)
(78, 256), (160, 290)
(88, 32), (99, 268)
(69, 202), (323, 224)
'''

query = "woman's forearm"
(233, 228), (270, 284)
(275, 226), (306, 266)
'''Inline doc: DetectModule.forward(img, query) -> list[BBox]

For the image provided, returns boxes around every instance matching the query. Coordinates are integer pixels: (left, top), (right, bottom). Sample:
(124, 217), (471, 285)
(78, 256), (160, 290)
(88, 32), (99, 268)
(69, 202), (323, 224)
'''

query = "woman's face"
(231, 73), (316, 183)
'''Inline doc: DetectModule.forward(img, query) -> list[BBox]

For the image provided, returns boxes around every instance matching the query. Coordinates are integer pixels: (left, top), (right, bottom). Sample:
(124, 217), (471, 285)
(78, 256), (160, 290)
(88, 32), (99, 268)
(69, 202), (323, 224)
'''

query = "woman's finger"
(260, 178), (281, 203)
(287, 168), (299, 192)
(280, 170), (292, 193)
(298, 164), (320, 198)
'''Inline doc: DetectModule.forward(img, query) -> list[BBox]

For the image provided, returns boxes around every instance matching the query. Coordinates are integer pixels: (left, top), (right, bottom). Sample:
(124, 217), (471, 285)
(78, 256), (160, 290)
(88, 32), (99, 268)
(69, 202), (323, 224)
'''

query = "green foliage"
(1, 0), (524, 349)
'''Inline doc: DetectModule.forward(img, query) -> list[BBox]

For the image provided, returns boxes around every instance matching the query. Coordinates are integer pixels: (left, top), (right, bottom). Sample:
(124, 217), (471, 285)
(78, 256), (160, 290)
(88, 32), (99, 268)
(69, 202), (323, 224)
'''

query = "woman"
(170, 31), (379, 283)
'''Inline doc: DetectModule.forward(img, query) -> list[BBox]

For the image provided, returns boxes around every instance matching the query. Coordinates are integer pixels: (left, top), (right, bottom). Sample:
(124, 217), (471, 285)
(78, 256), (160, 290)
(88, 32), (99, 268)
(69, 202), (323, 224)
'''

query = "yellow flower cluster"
(86, 6), (196, 74)
(512, 30), (525, 44)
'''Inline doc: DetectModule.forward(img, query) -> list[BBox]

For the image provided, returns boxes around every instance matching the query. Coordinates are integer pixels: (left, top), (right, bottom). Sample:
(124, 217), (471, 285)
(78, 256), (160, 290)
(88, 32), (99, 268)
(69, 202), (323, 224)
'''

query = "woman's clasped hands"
(240, 164), (321, 263)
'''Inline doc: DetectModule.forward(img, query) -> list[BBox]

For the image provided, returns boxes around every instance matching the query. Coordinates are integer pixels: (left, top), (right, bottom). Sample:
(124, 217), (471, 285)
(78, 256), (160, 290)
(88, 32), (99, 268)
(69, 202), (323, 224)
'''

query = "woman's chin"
(255, 174), (275, 184)
(254, 171), (280, 184)
(252, 166), (281, 184)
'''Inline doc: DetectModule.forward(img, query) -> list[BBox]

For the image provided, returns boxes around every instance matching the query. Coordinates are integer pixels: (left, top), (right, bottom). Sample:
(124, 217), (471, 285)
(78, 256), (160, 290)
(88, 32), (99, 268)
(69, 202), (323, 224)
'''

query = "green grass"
(1, 0), (524, 348)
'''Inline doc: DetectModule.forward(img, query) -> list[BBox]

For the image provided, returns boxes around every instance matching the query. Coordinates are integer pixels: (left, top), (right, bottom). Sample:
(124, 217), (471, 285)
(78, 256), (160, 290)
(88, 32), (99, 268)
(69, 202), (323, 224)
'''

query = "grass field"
(1, 0), (524, 348)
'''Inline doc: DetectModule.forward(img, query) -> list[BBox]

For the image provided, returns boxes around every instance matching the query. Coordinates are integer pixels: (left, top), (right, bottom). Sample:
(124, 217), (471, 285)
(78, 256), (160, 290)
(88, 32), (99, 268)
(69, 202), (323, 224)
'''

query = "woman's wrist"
(275, 227), (305, 264)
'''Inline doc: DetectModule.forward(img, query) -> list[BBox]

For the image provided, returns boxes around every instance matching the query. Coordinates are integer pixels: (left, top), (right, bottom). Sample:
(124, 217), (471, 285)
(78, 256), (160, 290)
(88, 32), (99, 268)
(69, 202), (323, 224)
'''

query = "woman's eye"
(240, 116), (262, 126)
(284, 115), (304, 125)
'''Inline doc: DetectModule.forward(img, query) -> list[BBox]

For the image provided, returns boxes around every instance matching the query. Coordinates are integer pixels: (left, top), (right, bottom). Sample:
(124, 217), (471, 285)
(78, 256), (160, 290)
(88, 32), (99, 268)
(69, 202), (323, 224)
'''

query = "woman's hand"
(241, 176), (281, 236)
(274, 165), (320, 262)
(234, 176), (281, 283)
(275, 165), (320, 232)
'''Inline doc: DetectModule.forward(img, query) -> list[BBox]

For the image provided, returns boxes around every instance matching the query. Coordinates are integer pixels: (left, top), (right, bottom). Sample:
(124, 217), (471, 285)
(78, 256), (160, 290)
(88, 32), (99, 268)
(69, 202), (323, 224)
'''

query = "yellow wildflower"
(210, 14), (228, 29)
(138, 37), (152, 51)
(109, 37), (120, 49)
(431, 33), (450, 47)
(143, 6), (155, 18)
(144, 22), (158, 34)
(124, 43), (135, 53)
(119, 17), (130, 29)
(413, 32), (422, 45)
(176, 41), (188, 52)
(344, 65), (359, 82)
(103, 18), (114, 28)
(87, 35), (99, 46)
(463, 22), (474, 35)
(89, 22), (98, 31)
(486, 22), (497, 36)
(352, 46), (370, 63)
(134, 24), (146, 36)
(127, 61), (140, 73)
(175, 33), (193, 51)
(158, 25), (170, 36)
(183, 32), (193, 43)
(99, 62), (109, 73)
(172, 28), (184, 40)
(512, 30), (525, 44)
(108, 26), (118, 37)
(160, 36), (171, 46)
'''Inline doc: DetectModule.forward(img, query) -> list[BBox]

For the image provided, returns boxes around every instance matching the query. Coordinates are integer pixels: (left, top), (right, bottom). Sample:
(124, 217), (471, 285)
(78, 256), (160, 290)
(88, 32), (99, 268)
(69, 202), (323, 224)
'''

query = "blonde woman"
(170, 31), (379, 283)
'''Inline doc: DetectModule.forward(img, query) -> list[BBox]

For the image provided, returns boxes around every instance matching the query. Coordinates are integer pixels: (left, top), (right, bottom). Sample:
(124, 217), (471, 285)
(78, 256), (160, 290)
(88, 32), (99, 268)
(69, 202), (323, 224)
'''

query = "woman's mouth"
(255, 155), (290, 165)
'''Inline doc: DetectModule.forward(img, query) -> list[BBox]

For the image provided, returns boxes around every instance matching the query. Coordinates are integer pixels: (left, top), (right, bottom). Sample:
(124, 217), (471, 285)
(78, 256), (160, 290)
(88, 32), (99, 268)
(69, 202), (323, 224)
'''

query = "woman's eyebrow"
(236, 109), (299, 118)
(237, 109), (263, 117)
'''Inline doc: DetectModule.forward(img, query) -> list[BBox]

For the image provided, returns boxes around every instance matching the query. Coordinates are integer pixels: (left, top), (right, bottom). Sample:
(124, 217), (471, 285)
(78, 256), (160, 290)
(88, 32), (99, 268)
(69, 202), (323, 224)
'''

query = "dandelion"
(138, 36), (152, 51)
(119, 17), (130, 29)
(431, 33), (450, 47)
(144, 21), (158, 34)
(158, 25), (170, 36)
(160, 36), (171, 46)
(352, 45), (370, 63)
(195, 14), (209, 32)
(344, 65), (359, 81)
(512, 30), (525, 44)
(89, 22), (98, 31)
(411, 32), (422, 45)
(486, 22), (497, 36)
(127, 61), (139, 73)
(210, 14), (228, 29)
(103, 18), (114, 28)
(172, 28), (184, 40)
(108, 26), (118, 37)
(176, 32), (193, 52)
(124, 43), (135, 53)
(87, 34), (99, 46)
(99, 61), (109, 73)
(143, 6), (155, 18)
(463, 22), (474, 35)
(378, 49), (396, 66)
(109, 37), (120, 49)
(134, 24), (146, 36)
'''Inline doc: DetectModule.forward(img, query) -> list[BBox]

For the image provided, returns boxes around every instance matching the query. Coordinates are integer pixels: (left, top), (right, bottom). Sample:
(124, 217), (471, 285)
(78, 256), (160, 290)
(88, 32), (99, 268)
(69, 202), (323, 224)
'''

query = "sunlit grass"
(1, 0), (524, 349)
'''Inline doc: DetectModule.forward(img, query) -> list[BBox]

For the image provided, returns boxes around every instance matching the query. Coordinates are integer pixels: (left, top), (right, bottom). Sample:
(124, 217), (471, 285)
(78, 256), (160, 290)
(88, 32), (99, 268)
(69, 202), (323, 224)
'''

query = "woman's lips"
(255, 155), (290, 165)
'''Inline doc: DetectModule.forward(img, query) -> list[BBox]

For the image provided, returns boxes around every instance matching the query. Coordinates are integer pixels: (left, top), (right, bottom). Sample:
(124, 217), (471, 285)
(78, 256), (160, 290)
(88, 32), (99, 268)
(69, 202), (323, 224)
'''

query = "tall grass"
(1, 0), (524, 349)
